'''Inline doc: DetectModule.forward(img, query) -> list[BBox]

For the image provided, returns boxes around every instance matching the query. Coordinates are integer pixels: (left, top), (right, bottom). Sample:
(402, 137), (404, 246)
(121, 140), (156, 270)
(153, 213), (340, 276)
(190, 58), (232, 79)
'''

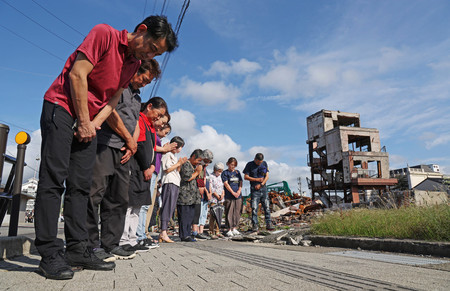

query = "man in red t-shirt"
(34, 16), (178, 280)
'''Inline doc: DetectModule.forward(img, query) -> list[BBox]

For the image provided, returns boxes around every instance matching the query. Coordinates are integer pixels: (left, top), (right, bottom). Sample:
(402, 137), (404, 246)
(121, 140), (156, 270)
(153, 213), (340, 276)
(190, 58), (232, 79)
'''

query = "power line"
(0, 24), (65, 61)
(31, 0), (85, 38)
(0, 0), (77, 48)
(160, 0), (167, 15)
(162, 0), (170, 15)
(0, 66), (54, 77)
(152, 0), (158, 14)
(0, 119), (36, 133)
(149, 0), (190, 99)
(143, 0), (148, 19)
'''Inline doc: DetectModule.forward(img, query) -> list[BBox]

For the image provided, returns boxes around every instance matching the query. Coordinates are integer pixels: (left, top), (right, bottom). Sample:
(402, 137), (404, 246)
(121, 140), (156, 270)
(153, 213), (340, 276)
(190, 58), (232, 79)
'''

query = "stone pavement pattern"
(0, 240), (449, 290)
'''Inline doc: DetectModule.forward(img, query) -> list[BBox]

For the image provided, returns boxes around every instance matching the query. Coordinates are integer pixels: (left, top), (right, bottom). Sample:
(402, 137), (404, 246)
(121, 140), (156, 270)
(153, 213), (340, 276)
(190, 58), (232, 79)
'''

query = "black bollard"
(8, 132), (30, 236)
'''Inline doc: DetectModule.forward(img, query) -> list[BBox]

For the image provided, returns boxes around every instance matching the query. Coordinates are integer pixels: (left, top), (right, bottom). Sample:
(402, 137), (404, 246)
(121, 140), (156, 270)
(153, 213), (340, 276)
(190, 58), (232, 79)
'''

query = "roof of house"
(413, 178), (448, 192)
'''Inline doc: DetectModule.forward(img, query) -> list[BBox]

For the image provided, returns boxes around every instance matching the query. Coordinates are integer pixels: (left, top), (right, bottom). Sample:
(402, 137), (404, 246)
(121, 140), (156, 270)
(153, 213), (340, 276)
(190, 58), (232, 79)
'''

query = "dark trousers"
(177, 204), (195, 239)
(34, 101), (97, 258)
(86, 145), (130, 251)
(192, 203), (201, 225)
(251, 186), (271, 226)
(160, 183), (179, 231)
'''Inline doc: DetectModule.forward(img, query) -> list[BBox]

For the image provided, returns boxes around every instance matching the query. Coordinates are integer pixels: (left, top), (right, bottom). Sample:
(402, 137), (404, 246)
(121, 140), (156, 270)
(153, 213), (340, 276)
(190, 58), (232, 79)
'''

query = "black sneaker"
(182, 236), (197, 242)
(132, 244), (149, 253)
(65, 243), (115, 271)
(93, 248), (116, 262)
(138, 238), (160, 249)
(39, 250), (74, 280)
(251, 224), (259, 232)
(195, 233), (209, 240)
(266, 223), (275, 231)
(110, 246), (136, 260)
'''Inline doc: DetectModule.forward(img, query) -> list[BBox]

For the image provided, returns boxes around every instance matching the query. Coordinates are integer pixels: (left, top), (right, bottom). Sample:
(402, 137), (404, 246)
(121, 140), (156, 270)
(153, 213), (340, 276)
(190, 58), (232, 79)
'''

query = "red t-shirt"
(137, 112), (157, 150)
(44, 24), (140, 120)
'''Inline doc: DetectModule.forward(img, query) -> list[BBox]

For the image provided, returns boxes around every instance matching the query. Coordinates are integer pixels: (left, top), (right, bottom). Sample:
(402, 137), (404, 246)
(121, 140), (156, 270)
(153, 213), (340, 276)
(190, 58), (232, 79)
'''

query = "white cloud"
(172, 77), (244, 110)
(265, 161), (310, 195)
(169, 109), (199, 138)
(168, 109), (307, 194)
(205, 58), (262, 77)
(425, 132), (450, 149)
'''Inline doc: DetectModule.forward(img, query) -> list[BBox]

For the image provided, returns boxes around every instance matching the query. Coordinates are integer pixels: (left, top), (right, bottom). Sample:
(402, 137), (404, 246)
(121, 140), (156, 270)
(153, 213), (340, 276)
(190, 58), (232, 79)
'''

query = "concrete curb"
(308, 235), (450, 258)
(0, 236), (37, 260)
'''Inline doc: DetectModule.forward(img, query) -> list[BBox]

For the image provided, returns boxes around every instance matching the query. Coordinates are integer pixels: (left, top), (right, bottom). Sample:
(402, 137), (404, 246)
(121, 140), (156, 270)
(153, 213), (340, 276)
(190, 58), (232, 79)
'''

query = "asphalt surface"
(0, 236), (449, 290)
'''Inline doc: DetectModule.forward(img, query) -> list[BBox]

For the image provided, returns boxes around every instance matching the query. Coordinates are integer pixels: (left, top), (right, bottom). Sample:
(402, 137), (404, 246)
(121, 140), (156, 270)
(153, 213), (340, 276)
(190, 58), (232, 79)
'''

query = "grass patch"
(311, 204), (450, 241)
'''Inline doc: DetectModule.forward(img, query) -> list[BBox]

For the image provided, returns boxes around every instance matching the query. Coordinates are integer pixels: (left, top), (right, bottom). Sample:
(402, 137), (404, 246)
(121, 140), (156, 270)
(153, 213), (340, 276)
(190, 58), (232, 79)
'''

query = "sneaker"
(210, 234), (218, 240)
(226, 230), (234, 237)
(138, 238), (160, 249)
(195, 233), (209, 240)
(266, 223), (275, 231)
(251, 225), (259, 232)
(110, 246), (136, 260)
(93, 248), (116, 262)
(182, 236), (197, 242)
(132, 244), (149, 253)
(232, 229), (241, 236)
(66, 243), (115, 271)
(39, 250), (74, 280)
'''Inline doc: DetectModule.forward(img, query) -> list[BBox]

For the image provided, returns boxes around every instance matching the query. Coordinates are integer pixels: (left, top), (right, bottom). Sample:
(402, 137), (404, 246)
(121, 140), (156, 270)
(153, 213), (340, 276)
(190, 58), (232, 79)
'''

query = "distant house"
(412, 178), (449, 206)
(21, 177), (38, 211)
(390, 164), (443, 189)
(390, 164), (448, 206)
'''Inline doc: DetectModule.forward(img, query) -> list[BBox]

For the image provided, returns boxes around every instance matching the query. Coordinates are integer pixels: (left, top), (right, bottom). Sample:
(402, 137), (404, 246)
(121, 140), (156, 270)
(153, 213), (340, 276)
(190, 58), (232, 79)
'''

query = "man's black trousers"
(34, 101), (97, 258)
(87, 144), (130, 252)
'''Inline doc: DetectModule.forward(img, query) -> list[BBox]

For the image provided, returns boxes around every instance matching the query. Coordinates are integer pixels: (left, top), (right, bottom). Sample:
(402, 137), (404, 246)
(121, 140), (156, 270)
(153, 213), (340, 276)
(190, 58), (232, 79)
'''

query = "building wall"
(413, 190), (448, 206)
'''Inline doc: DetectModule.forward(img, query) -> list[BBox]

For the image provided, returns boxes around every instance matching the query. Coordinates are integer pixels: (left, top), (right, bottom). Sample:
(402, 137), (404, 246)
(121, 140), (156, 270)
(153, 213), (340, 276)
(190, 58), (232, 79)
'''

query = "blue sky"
(1, 0), (449, 194)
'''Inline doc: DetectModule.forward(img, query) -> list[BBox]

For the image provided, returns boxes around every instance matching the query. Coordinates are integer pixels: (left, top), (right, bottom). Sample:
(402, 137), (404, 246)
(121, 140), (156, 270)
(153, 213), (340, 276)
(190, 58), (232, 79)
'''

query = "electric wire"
(142, 0), (148, 19)
(0, 0), (77, 48)
(160, 0), (167, 15)
(0, 119), (36, 133)
(149, 0), (190, 98)
(0, 24), (65, 61)
(152, 0), (158, 14)
(162, 0), (170, 15)
(31, 0), (85, 37)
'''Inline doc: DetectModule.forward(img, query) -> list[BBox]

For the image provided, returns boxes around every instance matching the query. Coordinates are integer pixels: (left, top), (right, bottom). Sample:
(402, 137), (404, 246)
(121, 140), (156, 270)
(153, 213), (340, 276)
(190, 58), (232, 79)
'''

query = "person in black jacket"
(119, 97), (168, 252)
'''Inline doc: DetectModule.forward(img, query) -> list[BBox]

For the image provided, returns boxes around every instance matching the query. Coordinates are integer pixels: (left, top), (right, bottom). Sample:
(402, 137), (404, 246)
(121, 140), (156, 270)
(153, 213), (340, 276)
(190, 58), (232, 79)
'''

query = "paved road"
(0, 238), (449, 290)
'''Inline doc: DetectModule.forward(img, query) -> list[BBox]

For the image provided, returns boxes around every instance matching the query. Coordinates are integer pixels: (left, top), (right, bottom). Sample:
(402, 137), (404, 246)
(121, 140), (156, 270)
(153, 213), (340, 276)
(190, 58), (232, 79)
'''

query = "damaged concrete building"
(306, 110), (397, 204)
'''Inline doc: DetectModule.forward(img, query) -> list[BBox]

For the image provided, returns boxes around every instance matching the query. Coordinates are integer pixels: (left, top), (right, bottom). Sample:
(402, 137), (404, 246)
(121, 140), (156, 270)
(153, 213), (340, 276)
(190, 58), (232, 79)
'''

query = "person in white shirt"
(207, 162), (225, 239)
(158, 136), (187, 243)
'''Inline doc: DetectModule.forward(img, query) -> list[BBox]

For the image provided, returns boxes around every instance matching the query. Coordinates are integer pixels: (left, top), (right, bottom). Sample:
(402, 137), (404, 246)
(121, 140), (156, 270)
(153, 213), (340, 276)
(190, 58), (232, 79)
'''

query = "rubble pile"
(241, 191), (326, 230)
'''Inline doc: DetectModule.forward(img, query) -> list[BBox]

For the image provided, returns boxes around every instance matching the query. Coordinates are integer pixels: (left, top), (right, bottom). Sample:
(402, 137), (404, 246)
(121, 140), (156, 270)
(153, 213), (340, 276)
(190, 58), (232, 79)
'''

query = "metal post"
(8, 144), (27, 236)
(0, 123), (10, 186)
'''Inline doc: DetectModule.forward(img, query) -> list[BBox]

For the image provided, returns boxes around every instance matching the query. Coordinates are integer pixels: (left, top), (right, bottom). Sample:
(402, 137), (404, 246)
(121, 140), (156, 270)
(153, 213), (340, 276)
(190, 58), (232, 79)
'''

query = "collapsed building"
(306, 110), (397, 204)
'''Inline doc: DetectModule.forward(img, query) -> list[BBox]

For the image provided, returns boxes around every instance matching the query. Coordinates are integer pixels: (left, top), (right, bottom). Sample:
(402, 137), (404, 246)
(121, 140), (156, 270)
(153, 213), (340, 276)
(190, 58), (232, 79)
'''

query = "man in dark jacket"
(86, 60), (161, 262)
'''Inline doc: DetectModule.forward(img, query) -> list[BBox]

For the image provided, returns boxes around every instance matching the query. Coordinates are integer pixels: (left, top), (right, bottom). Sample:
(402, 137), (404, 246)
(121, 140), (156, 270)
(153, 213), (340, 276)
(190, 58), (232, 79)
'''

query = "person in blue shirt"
(243, 153), (274, 232)
(221, 157), (243, 237)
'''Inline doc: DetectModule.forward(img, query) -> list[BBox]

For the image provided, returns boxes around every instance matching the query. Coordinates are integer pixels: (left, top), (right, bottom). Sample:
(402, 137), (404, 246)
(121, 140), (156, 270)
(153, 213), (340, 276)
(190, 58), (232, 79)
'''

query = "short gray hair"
(202, 149), (214, 161)
(213, 162), (224, 171)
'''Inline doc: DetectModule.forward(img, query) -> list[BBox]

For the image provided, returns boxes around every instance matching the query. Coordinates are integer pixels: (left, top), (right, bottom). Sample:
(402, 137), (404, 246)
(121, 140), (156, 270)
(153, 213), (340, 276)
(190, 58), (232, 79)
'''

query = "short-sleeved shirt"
(161, 152), (181, 186)
(178, 161), (201, 205)
(221, 169), (243, 200)
(44, 24), (140, 120)
(207, 173), (224, 204)
(243, 161), (269, 189)
(96, 85), (141, 149)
